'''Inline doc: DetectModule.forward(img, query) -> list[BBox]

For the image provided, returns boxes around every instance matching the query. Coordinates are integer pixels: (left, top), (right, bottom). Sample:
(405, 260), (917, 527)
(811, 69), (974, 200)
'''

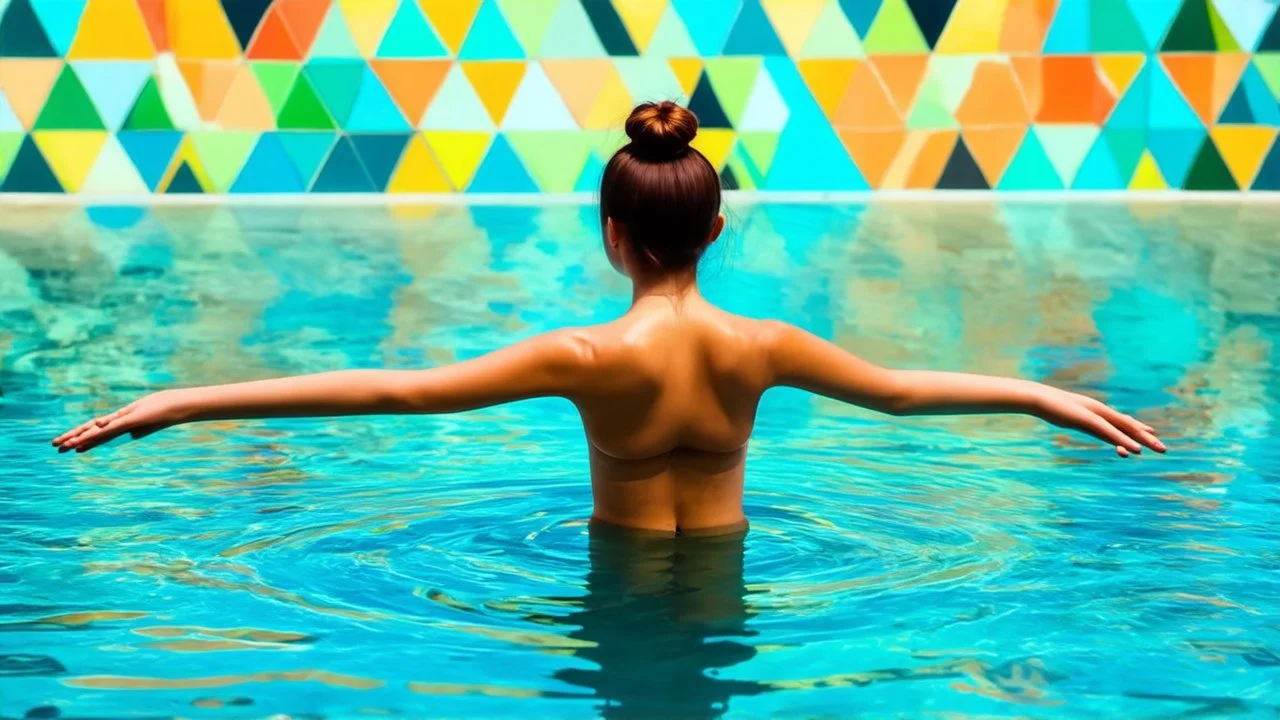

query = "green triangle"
(252, 62), (301, 115)
(738, 131), (779, 175)
(537, 0), (606, 57)
(705, 57), (761, 127)
(863, 0), (928, 53)
(496, 0), (557, 55)
(646, 4), (696, 56)
(33, 65), (104, 130)
(906, 74), (956, 129)
(277, 73), (335, 130)
(122, 76), (174, 131)
(310, 3), (361, 58)
(1207, 2), (1240, 50)
(1254, 54), (1280, 98)
(1089, 0), (1146, 51)
(1183, 137), (1237, 189)
(506, 131), (592, 192)
(1161, 0), (1218, 51)
(801, 0), (865, 57)
(0, 131), (22, 179)
(191, 131), (257, 192)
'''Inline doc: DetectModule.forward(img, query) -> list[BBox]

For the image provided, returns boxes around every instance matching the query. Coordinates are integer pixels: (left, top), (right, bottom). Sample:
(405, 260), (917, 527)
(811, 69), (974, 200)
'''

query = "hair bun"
(625, 101), (698, 161)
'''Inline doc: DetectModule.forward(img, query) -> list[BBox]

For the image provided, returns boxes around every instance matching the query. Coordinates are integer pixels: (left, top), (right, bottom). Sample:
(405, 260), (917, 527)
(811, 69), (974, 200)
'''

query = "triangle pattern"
(277, 72), (336, 129)
(350, 132), (411, 190)
(312, 134), (375, 192)
(29, 0), (86, 56)
(0, 134), (59, 190)
(497, 0), (559, 56)
(422, 63), (496, 130)
(1090, 0), (1147, 52)
(997, 129), (1063, 190)
(1259, 6), (1280, 50)
(164, 162), (204, 193)
(646, 3), (697, 56)
(386, 133), (450, 193)
(1218, 62), (1280, 125)
(336, 0), (398, 56)
(1148, 127), (1206, 186)
(672, 0), (740, 56)
(305, 59), (365, 127)
(1211, 0), (1274, 50)
(1, 0), (56, 57)
(420, 0), (482, 55)
(377, 0), (448, 58)
(1043, 0), (1088, 53)
(223, 0), (273, 50)
(800, 0), (863, 57)
(247, 6), (303, 60)
(469, 133), (537, 192)
(277, 0), (332, 55)
(1071, 135), (1123, 189)
(0, 58), (61, 129)
(1210, 126), (1277, 187)
(964, 126), (1024, 187)
(507, 130), (592, 192)
(461, 60), (525, 125)
(191, 131), (257, 192)
(1161, 54), (1216, 126)
(1183, 135), (1237, 189)
(905, 0), (956, 49)
(723, 0), (786, 55)
(33, 64), (103, 130)
(277, 130), (336, 187)
(581, 0), (638, 55)
(1127, 0), (1181, 51)
(1036, 125), (1098, 186)
(840, 0), (881, 37)
(1250, 136), (1280, 189)
(72, 60), (150, 131)
(311, 3), (362, 58)
(705, 57), (762, 127)
(167, 0), (239, 59)
(838, 128), (901, 188)
(0, 91), (17, 130)
(863, 0), (928, 53)
(371, 59), (449, 126)
(232, 132), (306, 192)
(612, 0), (666, 53)
(1129, 150), (1167, 188)
(739, 67), (789, 131)
(1148, 60), (1204, 129)
(501, 62), (577, 130)
(688, 71), (732, 128)
(458, 0), (525, 60)
(346, 67), (410, 131)
(32, 129), (105, 191)
(80, 134), (147, 194)
(122, 76), (174, 130)
(252, 61), (302, 114)
(935, 135), (987, 189)
(424, 130), (491, 189)
(533, 0), (606, 57)
(118, 129), (181, 190)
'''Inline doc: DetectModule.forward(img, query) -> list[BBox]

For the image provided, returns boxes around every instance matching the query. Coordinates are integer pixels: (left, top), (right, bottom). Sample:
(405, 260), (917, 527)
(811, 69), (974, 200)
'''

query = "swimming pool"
(2, 201), (1277, 718)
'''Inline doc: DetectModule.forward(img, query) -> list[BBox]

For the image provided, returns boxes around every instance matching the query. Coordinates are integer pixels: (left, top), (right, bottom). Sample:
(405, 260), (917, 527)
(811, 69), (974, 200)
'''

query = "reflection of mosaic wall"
(0, 0), (1279, 194)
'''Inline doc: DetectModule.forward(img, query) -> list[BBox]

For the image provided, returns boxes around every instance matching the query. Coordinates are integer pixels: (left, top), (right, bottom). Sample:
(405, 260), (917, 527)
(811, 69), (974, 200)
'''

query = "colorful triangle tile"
(645, 3), (697, 56)
(118, 129), (181, 190)
(581, 0), (638, 55)
(800, 0), (864, 57)
(223, 0), (273, 50)
(336, 0), (398, 56)
(688, 71), (732, 128)
(1, 0), (56, 57)
(1147, 127), (1205, 186)
(614, 56), (683, 104)
(1129, 150), (1167, 188)
(996, 128), (1063, 190)
(422, 63), (496, 130)
(0, 134), (60, 190)
(247, 6), (303, 60)
(501, 62), (577, 130)
(424, 130), (491, 189)
(461, 61), (526, 125)
(507, 130), (592, 191)
(310, 3), (362, 58)
(1090, 0), (1147, 51)
(1097, 54), (1145, 97)
(461, 133), (537, 192)
(350, 132), (411, 190)
(252, 62), (302, 115)
(1071, 135), (1124, 189)
(312, 134), (375, 192)
(371, 59), (449, 127)
(1104, 127), (1146, 180)
(135, 0), (166, 52)
(232, 132), (306, 192)
(122, 77), (175, 131)
(420, 0), (482, 55)
(191, 131), (257, 192)
(797, 59), (858, 119)
(346, 67), (410, 131)
(739, 67), (789, 131)
(955, 60), (1029, 126)
(0, 59), (60, 129)
(1249, 136), (1280, 188)
(905, 0), (957, 49)
(155, 55), (200, 130)
(739, 130), (780, 175)
(215, 63), (276, 129)
(723, 0), (786, 55)
(305, 59), (366, 127)
(497, 0), (558, 56)
(838, 128), (901, 188)
(1183, 135), (1237, 189)
(80, 134), (147, 193)
(1218, 62), (1280, 125)
(611, 0), (667, 53)
(29, 0), (85, 56)
(71, 60), (150, 131)
(705, 57), (762, 127)
(1161, 54), (1216, 125)
(276, 130), (336, 186)
(32, 129), (105, 191)
(936, 135), (987, 189)
(277, 72), (336, 129)
(1259, 7), (1280, 50)
(574, 150), (606, 191)
(964, 126), (1025, 186)
(762, 56), (867, 190)
(164, 161), (204, 193)
(1211, 0), (1273, 51)
(1210, 125), (1277, 187)
(278, 0), (332, 55)
(386, 133), (450, 193)
(933, 0), (1000, 54)
(834, 60), (900, 128)
(167, 0), (239, 59)
(33, 64), (103, 130)
(458, 0), (525, 60)
(672, 0), (739, 55)
(1036, 124), (1098, 186)
(377, 0), (447, 58)
(535, 0), (606, 56)
(864, 0), (928, 53)
(1127, 0), (1180, 51)
(1254, 54), (1280, 96)
(1148, 60), (1204, 129)
(0, 90), (18, 130)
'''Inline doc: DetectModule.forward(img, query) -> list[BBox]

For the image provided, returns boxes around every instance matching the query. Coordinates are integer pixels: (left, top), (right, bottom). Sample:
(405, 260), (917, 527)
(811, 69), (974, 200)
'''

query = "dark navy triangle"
(1251, 138), (1280, 189)
(906, 0), (957, 49)
(581, 0), (638, 55)
(224, 0), (273, 50)
(720, 164), (739, 190)
(1256, 6), (1280, 50)
(165, 162), (203, 193)
(0, 135), (61, 191)
(312, 135), (376, 192)
(1218, 83), (1254, 123)
(348, 132), (410, 191)
(688, 72), (732, 128)
(936, 136), (988, 189)
(0, 0), (56, 57)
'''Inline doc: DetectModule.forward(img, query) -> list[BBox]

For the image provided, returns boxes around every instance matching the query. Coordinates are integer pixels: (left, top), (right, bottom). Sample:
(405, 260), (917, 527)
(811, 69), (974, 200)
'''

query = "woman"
(53, 102), (1165, 535)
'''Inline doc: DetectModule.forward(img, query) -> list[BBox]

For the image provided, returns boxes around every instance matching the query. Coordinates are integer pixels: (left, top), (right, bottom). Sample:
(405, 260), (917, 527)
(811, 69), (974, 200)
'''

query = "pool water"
(1, 201), (1278, 718)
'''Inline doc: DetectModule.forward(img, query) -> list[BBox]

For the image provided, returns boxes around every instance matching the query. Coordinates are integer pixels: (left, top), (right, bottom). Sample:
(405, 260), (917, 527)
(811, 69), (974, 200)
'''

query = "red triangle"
(247, 6), (302, 60)
(370, 59), (450, 126)
(136, 0), (167, 53)
(277, 0), (331, 55)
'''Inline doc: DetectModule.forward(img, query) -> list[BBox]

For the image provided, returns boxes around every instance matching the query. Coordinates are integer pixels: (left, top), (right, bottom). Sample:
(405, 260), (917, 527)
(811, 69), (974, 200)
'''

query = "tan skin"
(54, 215), (1166, 534)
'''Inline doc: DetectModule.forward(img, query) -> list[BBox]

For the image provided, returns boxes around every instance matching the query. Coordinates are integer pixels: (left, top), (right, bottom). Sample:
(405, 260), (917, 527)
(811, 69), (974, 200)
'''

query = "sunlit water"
(1, 201), (1278, 718)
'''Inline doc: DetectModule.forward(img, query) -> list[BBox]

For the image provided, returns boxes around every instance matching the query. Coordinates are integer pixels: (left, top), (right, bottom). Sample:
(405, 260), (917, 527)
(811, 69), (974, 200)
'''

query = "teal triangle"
(839, 0), (881, 37)
(345, 68), (409, 131)
(1251, 137), (1280, 189)
(1090, 0), (1147, 51)
(1107, 64), (1148, 129)
(310, 4), (362, 58)
(277, 131), (336, 188)
(117, 130), (181, 191)
(165, 162), (203, 194)
(376, 0), (447, 58)
(0, 90), (18, 130)
(1148, 62), (1202, 129)
(672, 0), (740, 55)
(1147, 128), (1205, 186)
(1225, 63), (1280, 125)
(723, 0), (786, 55)
(1071, 137), (1123, 189)
(29, 0), (85, 55)
(1218, 80), (1255, 122)
(0, 0), (55, 57)
(305, 60), (365, 127)
(72, 61), (152, 131)
(574, 151), (605, 192)
(458, 0), (525, 60)
(231, 133), (305, 193)
(312, 135), (375, 192)
(349, 132), (410, 191)
(996, 130), (1064, 190)
(1104, 127), (1146, 180)
(761, 57), (866, 190)
(1043, 0), (1089, 53)
(0, 135), (60, 191)
(468, 133), (537, 192)
(1126, 0), (1181, 51)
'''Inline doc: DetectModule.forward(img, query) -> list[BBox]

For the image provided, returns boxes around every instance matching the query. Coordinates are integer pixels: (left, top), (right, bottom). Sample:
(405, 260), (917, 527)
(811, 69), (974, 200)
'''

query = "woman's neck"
(630, 268), (700, 306)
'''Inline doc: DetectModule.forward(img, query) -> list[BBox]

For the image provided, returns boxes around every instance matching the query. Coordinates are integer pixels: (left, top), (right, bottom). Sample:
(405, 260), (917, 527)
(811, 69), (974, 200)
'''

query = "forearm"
(889, 370), (1046, 417)
(170, 370), (424, 423)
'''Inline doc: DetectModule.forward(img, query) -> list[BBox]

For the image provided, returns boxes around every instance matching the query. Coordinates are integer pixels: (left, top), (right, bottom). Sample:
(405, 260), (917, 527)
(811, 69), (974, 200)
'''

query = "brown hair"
(599, 102), (722, 272)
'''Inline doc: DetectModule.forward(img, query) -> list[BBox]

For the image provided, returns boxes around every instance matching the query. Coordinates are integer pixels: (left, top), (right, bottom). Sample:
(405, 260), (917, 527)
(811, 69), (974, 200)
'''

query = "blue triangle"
(761, 57), (866, 190)
(1148, 62), (1202, 130)
(672, 0), (741, 55)
(839, 0), (881, 37)
(1238, 63), (1280, 125)
(312, 135), (376, 192)
(1072, 136), (1123, 189)
(1219, 81), (1255, 123)
(574, 151), (606, 192)
(0, 90), (19, 130)
(72, 61), (152, 131)
(457, 0), (524, 60)
(376, 0), (447, 58)
(165, 162), (204, 193)
(723, 0), (786, 55)
(276, 131), (336, 188)
(117, 130), (181, 191)
(29, 0), (85, 55)
(349, 132), (410, 191)
(1251, 138), (1280, 189)
(0, 135), (60, 192)
(1126, 0), (1181, 51)
(468, 134), (537, 192)
(1148, 128), (1205, 187)
(997, 130), (1064, 190)
(231, 133), (305, 192)
(1042, 0), (1089, 53)
(1107, 64), (1148, 128)
(305, 60), (366, 128)
(345, 69), (410, 131)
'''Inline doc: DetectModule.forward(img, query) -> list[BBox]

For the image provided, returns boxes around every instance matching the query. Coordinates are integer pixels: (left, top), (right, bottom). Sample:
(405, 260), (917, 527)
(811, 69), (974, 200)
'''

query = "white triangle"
(420, 64), (495, 130)
(613, 57), (683, 105)
(1212, 0), (1275, 51)
(537, 0), (607, 57)
(739, 68), (789, 131)
(930, 56), (979, 113)
(70, 61), (152, 131)
(1035, 125), (1099, 186)
(81, 135), (149, 195)
(0, 90), (20, 131)
(800, 0), (864, 57)
(501, 63), (577, 130)
(154, 54), (201, 131)
(645, 3), (697, 56)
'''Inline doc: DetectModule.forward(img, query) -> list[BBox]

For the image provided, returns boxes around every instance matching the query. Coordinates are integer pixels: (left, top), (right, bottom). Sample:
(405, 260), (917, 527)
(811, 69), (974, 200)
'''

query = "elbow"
(877, 377), (919, 416)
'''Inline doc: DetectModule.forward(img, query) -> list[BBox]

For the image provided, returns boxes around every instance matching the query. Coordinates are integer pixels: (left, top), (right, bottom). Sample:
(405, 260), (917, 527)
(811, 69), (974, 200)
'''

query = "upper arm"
(762, 321), (908, 414)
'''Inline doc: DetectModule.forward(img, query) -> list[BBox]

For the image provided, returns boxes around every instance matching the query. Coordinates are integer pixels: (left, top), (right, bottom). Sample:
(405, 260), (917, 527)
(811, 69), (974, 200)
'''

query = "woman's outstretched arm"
(763, 321), (1165, 457)
(53, 330), (594, 454)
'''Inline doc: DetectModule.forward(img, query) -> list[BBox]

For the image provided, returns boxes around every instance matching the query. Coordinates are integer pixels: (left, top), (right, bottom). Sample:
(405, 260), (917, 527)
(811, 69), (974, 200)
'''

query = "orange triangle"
(999, 0), (1053, 52)
(460, 61), (527, 125)
(668, 58), (703, 97)
(869, 54), (929, 117)
(797, 59), (858, 119)
(1096, 54), (1145, 98)
(215, 64), (275, 129)
(278, 0), (332, 54)
(419, 0), (483, 55)
(905, 130), (957, 189)
(1211, 53), (1250, 125)
(544, 60), (612, 128)
(833, 62), (899, 129)
(183, 60), (237, 121)
(136, 0), (168, 52)
(1161, 54), (1215, 126)
(839, 129), (904, 189)
(964, 127), (1026, 185)
(1011, 56), (1043, 119)
(371, 59), (450, 126)
(955, 61), (1029, 126)
(247, 6), (303, 60)
(0, 59), (62, 129)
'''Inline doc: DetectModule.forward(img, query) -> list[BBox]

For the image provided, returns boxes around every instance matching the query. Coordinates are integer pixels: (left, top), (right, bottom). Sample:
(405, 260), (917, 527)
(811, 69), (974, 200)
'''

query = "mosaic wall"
(0, 0), (1279, 194)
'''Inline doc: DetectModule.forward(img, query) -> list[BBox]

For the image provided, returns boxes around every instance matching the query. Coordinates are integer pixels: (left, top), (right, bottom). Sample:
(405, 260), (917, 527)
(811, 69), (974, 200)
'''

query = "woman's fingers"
(1089, 402), (1165, 453)
(1076, 411), (1143, 455)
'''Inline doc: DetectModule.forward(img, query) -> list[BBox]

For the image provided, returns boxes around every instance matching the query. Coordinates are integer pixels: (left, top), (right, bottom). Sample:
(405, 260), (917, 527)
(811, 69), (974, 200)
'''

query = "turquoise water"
(1, 201), (1278, 718)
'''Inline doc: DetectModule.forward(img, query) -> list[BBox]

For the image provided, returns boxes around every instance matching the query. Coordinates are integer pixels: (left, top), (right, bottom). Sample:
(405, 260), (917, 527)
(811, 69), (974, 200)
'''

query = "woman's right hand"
(53, 390), (189, 454)
(1033, 387), (1165, 457)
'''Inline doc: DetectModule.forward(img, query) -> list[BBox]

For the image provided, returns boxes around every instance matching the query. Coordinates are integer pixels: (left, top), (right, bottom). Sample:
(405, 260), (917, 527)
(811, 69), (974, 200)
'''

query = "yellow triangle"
(690, 129), (735, 170)
(1210, 126), (1278, 189)
(584, 66), (633, 130)
(32, 131), (108, 192)
(461, 61), (527, 125)
(613, 0), (667, 52)
(68, 0), (155, 59)
(668, 58), (703, 97)
(167, 0), (242, 58)
(159, 137), (213, 192)
(418, 0), (483, 55)
(761, 0), (827, 56)
(388, 134), (452, 193)
(1129, 151), (1167, 190)
(1097, 54), (1146, 97)
(423, 131), (492, 190)
(338, 0), (400, 56)
(797, 59), (858, 118)
(933, 0), (1006, 54)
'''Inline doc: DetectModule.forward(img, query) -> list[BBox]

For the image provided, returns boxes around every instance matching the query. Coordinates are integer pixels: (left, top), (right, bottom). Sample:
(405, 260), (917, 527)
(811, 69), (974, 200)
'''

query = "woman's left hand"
(52, 390), (187, 454)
